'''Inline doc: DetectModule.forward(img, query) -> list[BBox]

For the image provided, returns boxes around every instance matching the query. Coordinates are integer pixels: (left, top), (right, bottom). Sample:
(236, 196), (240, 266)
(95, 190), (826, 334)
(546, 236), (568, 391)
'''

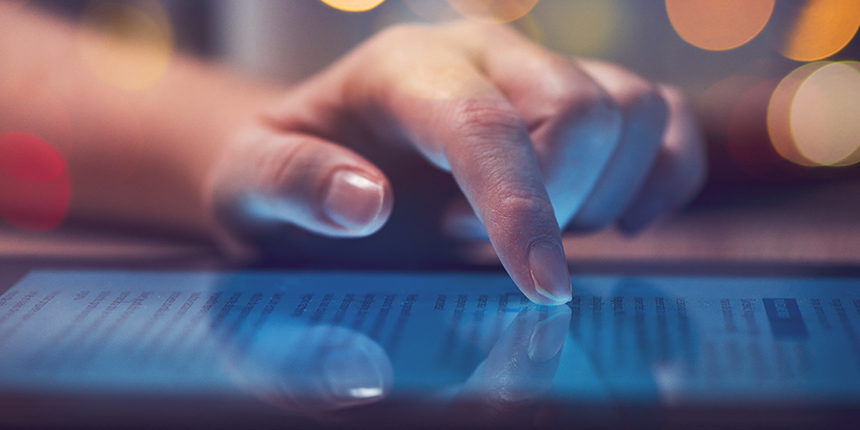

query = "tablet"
(1, 265), (859, 429)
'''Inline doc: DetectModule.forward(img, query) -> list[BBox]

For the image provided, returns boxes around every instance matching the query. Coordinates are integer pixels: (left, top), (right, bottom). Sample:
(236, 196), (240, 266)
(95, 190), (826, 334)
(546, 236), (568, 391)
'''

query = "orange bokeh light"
(0, 132), (71, 232)
(320, 0), (386, 12)
(403, 0), (459, 22)
(666, 0), (775, 51)
(446, 0), (539, 24)
(771, 0), (860, 62)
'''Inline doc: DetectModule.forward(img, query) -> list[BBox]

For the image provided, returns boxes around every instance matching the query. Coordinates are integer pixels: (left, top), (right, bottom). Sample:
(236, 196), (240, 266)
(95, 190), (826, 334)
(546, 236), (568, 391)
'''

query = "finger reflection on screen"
(222, 321), (393, 414)
(206, 274), (394, 415)
(450, 305), (571, 425)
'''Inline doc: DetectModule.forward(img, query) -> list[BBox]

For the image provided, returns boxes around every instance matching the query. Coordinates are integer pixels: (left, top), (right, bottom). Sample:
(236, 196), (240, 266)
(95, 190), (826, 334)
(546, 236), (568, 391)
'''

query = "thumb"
(206, 126), (394, 246)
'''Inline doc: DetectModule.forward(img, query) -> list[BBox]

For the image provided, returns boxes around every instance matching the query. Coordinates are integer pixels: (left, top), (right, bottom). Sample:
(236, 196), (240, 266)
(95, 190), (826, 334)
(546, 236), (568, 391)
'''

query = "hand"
(224, 295), (568, 423)
(207, 22), (706, 305)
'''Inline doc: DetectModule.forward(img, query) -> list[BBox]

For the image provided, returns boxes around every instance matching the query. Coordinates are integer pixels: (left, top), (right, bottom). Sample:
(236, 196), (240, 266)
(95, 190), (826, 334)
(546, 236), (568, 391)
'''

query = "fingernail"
(323, 170), (384, 231)
(528, 310), (570, 363)
(528, 239), (572, 305)
(323, 347), (386, 402)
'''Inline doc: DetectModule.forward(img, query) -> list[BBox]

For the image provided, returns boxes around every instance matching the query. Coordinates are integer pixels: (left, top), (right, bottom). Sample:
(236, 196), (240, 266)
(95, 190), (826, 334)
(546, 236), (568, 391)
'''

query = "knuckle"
(555, 81), (623, 132)
(254, 137), (320, 193)
(453, 98), (525, 140)
(614, 80), (668, 122)
(548, 60), (616, 114)
(488, 188), (555, 226)
(261, 142), (305, 191)
(557, 83), (616, 116)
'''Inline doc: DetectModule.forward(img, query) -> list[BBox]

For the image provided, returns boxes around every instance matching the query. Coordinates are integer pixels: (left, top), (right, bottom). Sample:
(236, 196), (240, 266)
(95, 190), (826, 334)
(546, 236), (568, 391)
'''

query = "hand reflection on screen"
(207, 275), (571, 424)
(221, 322), (393, 414)
(219, 306), (570, 420)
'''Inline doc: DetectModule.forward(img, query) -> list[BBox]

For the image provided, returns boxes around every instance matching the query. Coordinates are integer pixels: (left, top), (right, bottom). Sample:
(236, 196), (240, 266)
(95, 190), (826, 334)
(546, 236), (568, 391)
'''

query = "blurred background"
(4, 0), (860, 267)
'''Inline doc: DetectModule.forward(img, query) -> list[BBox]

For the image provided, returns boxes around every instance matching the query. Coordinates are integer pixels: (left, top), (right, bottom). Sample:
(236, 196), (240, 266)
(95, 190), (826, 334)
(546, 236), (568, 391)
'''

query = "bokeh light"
(771, 0), (860, 62)
(321, 0), (386, 12)
(666, 0), (775, 51)
(509, 11), (543, 44)
(446, 0), (540, 24)
(789, 62), (860, 166)
(767, 62), (824, 166)
(0, 133), (65, 183)
(77, 1), (174, 91)
(403, 0), (459, 22)
(697, 74), (765, 141)
(530, 0), (626, 56)
(0, 132), (71, 231)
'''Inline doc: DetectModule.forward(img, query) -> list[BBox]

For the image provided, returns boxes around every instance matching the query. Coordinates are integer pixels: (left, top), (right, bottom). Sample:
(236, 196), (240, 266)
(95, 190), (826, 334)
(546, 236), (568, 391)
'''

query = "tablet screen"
(1, 270), (859, 424)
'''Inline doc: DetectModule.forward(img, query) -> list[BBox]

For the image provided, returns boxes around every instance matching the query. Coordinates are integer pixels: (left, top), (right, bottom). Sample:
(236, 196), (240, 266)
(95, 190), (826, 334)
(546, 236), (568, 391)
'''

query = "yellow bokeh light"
(767, 62), (824, 166)
(404, 0), (460, 22)
(321, 0), (386, 12)
(77, 1), (174, 91)
(510, 12), (543, 44)
(772, 0), (860, 62)
(447, 0), (540, 24)
(789, 62), (860, 166)
(666, 0), (775, 51)
(532, 0), (624, 56)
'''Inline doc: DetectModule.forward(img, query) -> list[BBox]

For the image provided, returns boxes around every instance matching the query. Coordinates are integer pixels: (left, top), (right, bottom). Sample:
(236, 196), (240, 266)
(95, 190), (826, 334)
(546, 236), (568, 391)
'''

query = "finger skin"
(442, 93), (572, 305)
(477, 26), (624, 228)
(619, 85), (707, 232)
(567, 60), (668, 231)
(207, 125), (394, 243)
(441, 82), (705, 240)
(345, 25), (572, 305)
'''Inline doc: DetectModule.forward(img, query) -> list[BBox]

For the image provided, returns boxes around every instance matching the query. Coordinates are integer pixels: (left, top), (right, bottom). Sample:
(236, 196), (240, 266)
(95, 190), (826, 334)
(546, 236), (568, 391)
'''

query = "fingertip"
(322, 345), (392, 406)
(323, 169), (392, 236)
(526, 239), (572, 306)
(209, 128), (395, 241)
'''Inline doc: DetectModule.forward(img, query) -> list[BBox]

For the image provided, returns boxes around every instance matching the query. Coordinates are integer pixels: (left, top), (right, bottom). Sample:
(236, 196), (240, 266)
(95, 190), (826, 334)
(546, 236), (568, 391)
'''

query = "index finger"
(350, 27), (572, 305)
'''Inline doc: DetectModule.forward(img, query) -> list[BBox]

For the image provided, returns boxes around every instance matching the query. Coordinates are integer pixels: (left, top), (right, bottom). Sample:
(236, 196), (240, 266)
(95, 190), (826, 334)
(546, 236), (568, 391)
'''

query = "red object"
(0, 132), (70, 231)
